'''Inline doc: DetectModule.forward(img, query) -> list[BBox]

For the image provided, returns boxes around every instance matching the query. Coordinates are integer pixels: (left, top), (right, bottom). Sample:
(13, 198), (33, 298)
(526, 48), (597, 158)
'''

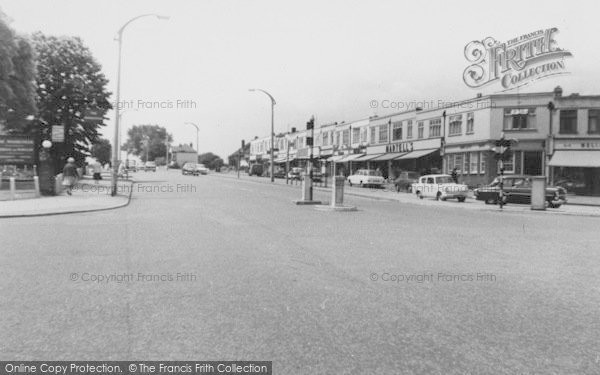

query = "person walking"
(451, 167), (459, 184)
(62, 157), (78, 195)
(92, 161), (102, 184)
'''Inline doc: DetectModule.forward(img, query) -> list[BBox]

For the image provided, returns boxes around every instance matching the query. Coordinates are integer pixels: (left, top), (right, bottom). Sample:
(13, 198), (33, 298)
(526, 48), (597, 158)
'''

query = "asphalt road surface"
(2, 170), (599, 374)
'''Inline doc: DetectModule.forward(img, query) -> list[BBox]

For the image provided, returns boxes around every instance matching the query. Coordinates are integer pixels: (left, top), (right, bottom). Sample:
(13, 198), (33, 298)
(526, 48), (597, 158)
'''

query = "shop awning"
(371, 152), (407, 161)
(336, 154), (365, 163)
(354, 154), (384, 162)
(395, 149), (438, 160)
(326, 155), (345, 162)
(548, 151), (600, 167)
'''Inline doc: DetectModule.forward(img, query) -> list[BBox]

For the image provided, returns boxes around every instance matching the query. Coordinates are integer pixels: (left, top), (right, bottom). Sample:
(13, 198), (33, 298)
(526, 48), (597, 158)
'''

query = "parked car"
(411, 174), (468, 201)
(394, 171), (420, 192)
(474, 176), (567, 208)
(195, 163), (209, 175)
(143, 161), (157, 172)
(288, 167), (303, 180)
(248, 164), (264, 176)
(555, 178), (587, 195)
(125, 160), (138, 172)
(347, 169), (385, 188)
(300, 168), (323, 182)
(273, 168), (286, 179)
(182, 162), (197, 175)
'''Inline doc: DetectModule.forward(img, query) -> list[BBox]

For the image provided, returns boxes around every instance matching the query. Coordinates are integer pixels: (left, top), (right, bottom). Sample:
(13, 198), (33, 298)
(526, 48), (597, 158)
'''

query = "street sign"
(51, 125), (65, 142)
(84, 108), (104, 123)
(0, 135), (35, 164)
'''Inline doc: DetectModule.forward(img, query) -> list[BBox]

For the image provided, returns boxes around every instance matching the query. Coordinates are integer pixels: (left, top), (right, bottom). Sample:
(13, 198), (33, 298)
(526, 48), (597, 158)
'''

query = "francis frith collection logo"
(463, 28), (572, 91)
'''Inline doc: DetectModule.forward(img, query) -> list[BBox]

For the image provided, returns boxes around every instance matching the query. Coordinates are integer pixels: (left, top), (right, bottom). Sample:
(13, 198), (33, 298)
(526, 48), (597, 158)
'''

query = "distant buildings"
(171, 143), (197, 167)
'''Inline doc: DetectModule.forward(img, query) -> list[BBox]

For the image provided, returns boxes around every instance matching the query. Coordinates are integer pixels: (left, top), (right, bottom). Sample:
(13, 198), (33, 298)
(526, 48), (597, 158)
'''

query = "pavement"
(215, 171), (600, 217)
(1, 169), (599, 374)
(0, 175), (132, 218)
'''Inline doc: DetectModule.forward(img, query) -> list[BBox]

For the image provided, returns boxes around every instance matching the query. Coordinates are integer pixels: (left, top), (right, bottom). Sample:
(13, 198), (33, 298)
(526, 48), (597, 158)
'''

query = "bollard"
(531, 176), (547, 210)
(331, 176), (345, 206)
(293, 175), (321, 205)
(10, 177), (16, 200)
(34, 176), (41, 197)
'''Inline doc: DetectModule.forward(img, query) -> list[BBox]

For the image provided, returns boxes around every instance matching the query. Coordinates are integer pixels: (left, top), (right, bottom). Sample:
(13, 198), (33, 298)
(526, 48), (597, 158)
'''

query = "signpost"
(0, 136), (35, 164)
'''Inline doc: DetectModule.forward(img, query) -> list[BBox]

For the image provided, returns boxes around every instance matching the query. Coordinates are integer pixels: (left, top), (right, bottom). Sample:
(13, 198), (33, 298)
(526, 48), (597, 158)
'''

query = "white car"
(196, 163), (209, 175)
(347, 169), (385, 187)
(411, 174), (468, 202)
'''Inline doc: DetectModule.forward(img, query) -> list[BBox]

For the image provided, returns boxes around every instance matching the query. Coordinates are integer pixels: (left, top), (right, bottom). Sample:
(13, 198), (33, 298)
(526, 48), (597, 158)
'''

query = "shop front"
(548, 138), (600, 195)
(365, 138), (441, 179)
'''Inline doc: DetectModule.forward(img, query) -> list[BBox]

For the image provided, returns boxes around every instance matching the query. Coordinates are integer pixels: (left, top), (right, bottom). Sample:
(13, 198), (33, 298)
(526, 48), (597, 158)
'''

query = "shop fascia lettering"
(386, 142), (414, 153)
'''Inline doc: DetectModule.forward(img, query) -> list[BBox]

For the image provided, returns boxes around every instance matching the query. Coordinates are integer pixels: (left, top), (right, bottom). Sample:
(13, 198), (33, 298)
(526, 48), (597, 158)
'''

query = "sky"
(1, 0), (599, 160)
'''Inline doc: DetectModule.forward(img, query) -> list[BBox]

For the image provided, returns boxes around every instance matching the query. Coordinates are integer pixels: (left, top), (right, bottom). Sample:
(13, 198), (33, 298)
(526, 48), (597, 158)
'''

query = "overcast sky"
(2, 0), (598, 159)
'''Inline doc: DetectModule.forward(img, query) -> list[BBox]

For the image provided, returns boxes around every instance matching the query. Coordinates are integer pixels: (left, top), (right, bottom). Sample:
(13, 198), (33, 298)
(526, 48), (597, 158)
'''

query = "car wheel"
(484, 198), (496, 205)
(416, 191), (423, 199)
(457, 196), (466, 202)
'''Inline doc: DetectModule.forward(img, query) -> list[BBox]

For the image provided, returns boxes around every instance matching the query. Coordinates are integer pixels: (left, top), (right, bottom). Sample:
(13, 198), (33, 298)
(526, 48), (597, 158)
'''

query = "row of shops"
(246, 87), (600, 195)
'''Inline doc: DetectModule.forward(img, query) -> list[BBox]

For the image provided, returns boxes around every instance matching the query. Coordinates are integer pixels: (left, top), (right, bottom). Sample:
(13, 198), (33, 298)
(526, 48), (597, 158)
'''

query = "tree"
(198, 152), (224, 170)
(0, 10), (37, 133)
(90, 138), (111, 165)
(31, 32), (112, 166)
(122, 124), (172, 162)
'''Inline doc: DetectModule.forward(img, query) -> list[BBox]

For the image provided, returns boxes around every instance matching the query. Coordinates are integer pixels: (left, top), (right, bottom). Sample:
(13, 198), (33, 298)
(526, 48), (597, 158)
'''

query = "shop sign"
(0, 135), (34, 164)
(555, 139), (600, 150)
(386, 142), (413, 153)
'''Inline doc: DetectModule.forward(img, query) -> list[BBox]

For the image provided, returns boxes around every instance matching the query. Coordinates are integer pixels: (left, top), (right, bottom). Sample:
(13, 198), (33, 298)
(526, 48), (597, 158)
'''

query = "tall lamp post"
(111, 13), (169, 196)
(249, 88), (276, 182)
(185, 122), (200, 161)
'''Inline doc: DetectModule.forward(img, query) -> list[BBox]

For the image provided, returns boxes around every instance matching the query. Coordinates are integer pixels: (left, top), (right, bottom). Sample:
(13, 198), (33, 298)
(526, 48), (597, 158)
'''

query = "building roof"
(172, 144), (196, 153)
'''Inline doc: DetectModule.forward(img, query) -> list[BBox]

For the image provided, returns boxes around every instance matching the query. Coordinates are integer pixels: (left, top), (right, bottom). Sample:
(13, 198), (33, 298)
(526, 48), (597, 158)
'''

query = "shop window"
(454, 153), (463, 173)
(466, 112), (474, 134)
(448, 115), (462, 136)
(480, 151), (486, 174)
(469, 152), (478, 174)
(500, 152), (514, 174)
(417, 121), (424, 139)
(559, 110), (578, 134)
(504, 108), (536, 130)
(588, 110), (600, 134)
(407, 120), (413, 139)
(392, 121), (402, 141)
(378, 124), (389, 143)
(429, 118), (441, 137)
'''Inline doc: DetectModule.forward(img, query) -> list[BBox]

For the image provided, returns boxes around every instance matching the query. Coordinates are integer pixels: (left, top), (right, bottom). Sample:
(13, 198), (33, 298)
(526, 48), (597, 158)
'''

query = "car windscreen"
(368, 171), (381, 176)
(436, 176), (454, 184)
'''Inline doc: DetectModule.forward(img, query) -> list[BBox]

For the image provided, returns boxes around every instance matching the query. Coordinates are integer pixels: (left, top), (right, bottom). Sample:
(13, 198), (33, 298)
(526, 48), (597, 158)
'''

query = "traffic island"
(315, 176), (356, 212)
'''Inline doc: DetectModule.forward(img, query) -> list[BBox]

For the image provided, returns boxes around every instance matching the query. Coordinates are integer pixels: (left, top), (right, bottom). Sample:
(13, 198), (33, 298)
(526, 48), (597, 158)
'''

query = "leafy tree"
(90, 138), (111, 165)
(198, 152), (224, 170)
(0, 10), (37, 132)
(31, 32), (112, 165)
(122, 124), (172, 162)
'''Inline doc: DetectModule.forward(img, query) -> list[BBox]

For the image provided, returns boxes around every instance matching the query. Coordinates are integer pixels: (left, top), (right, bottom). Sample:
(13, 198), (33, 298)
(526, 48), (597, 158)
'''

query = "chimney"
(476, 93), (482, 98)
(291, 127), (296, 133)
(554, 86), (563, 98)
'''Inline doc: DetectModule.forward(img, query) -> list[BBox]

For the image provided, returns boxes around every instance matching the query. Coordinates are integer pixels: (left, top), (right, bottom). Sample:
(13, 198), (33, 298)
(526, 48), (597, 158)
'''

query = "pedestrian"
(92, 161), (102, 184)
(451, 167), (459, 183)
(62, 157), (78, 195)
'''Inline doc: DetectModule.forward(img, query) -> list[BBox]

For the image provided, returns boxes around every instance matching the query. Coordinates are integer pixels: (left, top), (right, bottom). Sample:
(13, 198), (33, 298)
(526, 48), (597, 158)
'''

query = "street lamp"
(111, 13), (169, 196)
(249, 88), (276, 182)
(185, 122), (200, 161)
(119, 108), (138, 163)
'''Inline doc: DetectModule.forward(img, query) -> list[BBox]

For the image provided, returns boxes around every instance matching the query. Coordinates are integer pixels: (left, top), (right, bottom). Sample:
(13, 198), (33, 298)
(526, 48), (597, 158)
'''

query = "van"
(248, 164), (264, 176)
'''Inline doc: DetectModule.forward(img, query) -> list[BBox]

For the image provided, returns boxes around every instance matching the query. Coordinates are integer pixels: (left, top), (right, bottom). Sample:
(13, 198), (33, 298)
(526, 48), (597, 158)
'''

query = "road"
(1, 170), (599, 374)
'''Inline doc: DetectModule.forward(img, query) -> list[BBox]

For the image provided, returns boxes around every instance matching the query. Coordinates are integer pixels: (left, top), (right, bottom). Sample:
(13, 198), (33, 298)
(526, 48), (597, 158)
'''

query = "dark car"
(288, 167), (303, 180)
(474, 176), (567, 208)
(182, 162), (197, 175)
(248, 164), (264, 176)
(394, 171), (420, 192)
(264, 167), (286, 178)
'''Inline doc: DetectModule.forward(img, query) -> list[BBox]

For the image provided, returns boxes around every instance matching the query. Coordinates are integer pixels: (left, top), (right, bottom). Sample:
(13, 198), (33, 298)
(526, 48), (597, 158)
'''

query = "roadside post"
(531, 176), (547, 210)
(494, 135), (516, 210)
(294, 117), (320, 205)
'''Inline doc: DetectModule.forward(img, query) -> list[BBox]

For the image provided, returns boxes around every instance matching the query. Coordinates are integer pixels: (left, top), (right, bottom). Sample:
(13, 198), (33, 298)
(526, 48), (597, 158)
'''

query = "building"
(244, 87), (599, 195)
(171, 143), (197, 167)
